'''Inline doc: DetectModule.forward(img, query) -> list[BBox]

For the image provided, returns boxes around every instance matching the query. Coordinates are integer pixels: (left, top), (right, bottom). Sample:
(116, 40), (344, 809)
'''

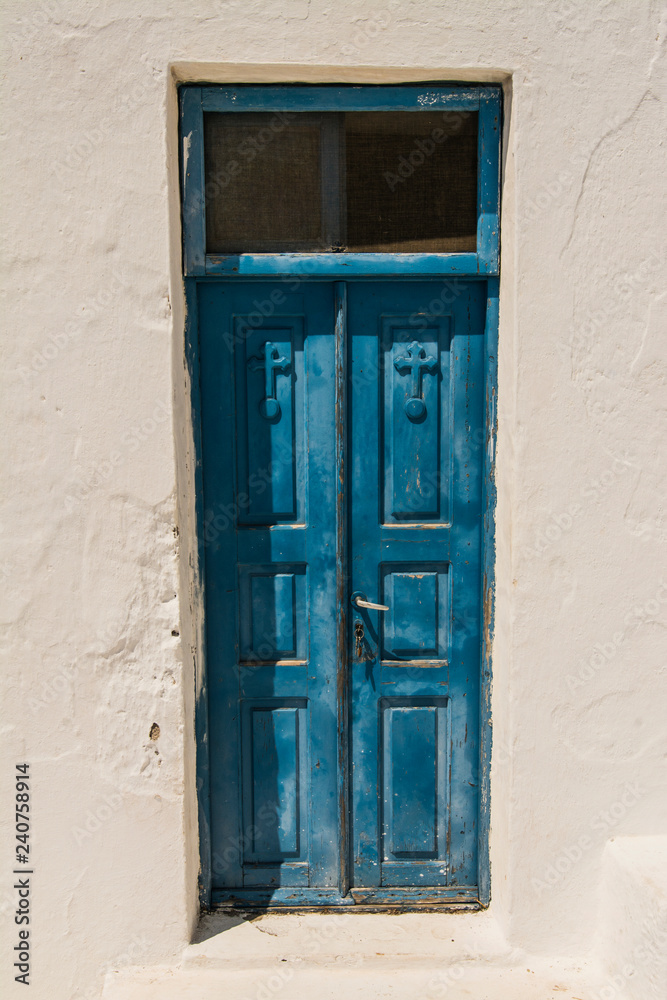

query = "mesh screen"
(204, 113), (325, 253)
(203, 110), (478, 254)
(344, 111), (478, 252)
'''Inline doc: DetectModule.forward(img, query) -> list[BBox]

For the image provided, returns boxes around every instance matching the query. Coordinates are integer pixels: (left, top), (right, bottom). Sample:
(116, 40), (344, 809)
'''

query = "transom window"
(203, 111), (478, 254)
(179, 85), (500, 276)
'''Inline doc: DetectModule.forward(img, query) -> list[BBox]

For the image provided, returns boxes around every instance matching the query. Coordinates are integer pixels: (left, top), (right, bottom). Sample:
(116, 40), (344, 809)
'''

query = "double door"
(198, 279), (486, 906)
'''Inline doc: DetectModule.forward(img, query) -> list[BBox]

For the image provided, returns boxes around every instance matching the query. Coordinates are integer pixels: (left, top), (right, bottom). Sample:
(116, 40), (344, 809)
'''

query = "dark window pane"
(203, 110), (478, 254)
(344, 111), (478, 252)
(204, 113), (326, 253)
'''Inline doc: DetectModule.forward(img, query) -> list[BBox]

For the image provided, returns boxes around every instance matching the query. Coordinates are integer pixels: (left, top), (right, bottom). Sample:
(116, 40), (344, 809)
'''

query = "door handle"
(351, 591), (389, 611)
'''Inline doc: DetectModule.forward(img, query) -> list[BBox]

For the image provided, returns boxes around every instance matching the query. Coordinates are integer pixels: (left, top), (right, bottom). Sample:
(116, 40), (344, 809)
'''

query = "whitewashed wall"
(1, 1), (665, 997)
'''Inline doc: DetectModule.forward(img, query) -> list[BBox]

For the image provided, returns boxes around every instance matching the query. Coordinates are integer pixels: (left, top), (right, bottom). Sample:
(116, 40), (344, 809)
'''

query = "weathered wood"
(179, 87), (206, 275)
(200, 84), (482, 113)
(477, 88), (502, 274)
(203, 252), (481, 277)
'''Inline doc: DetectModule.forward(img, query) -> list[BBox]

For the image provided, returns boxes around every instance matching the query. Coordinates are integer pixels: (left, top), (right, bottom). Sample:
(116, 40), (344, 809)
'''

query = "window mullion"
(320, 113), (345, 250)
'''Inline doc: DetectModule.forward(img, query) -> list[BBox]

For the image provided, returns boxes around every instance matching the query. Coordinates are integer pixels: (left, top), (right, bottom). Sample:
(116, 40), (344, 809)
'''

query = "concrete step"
(103, 957), (603, 1000)
(102, 911), (607, 1000)
(183, 909), (513, 968)
(597, 836), (667, 1000)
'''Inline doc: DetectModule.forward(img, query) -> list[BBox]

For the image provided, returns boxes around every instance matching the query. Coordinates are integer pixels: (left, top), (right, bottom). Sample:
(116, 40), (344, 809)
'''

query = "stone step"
(182, 910), (513, 968)
(103, 957), (603, 1000)
(597, 836), (667, 1000)
(102, 909), (611, 999)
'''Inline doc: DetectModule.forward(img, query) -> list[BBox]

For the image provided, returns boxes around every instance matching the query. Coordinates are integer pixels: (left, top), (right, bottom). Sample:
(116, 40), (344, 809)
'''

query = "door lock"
(354, 620), (365, 658)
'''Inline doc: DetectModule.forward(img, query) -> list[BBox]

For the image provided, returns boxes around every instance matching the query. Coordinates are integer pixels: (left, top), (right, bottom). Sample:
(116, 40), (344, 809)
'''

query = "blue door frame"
(181, 84), (500, 910)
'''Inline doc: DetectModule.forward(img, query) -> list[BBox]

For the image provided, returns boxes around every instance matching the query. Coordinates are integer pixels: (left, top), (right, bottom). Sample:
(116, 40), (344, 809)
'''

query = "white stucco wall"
(1, 2), (665, 998)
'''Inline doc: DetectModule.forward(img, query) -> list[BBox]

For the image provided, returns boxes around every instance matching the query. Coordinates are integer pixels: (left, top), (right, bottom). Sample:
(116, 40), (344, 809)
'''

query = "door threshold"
(210, 886), (484, 911)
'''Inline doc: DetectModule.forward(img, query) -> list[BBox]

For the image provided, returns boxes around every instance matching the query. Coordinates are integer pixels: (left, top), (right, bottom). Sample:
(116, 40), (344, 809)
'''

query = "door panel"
(198, 282), (340, 893)
(348, 281), (485, 891)
(381, 563), (449, 663)
(380, 698), (450, 885)
(380, 314), (451, 522)
(234, 319), (304, 522)
(240, 700), (309, 886)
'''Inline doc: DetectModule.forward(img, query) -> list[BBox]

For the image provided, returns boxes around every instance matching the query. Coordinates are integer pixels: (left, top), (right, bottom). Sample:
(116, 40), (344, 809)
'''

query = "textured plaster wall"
(0, 1), (665, 998)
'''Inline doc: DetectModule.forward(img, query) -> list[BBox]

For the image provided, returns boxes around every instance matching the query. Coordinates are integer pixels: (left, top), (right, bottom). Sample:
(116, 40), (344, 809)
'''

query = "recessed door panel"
(240, 700), (309, 887)
(380, 699), (450, 886)
(381, 564), (449, 662)
(234, 318), (304, 523)
(239, 565), (307, 663)
(381, 317), (451, 522)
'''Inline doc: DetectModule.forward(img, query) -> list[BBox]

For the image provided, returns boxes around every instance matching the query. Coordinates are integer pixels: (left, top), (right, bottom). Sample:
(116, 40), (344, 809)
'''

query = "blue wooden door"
(199, 281), (341, 902)
(347, 281), (485, 902)
(198, 278), (485, 906)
